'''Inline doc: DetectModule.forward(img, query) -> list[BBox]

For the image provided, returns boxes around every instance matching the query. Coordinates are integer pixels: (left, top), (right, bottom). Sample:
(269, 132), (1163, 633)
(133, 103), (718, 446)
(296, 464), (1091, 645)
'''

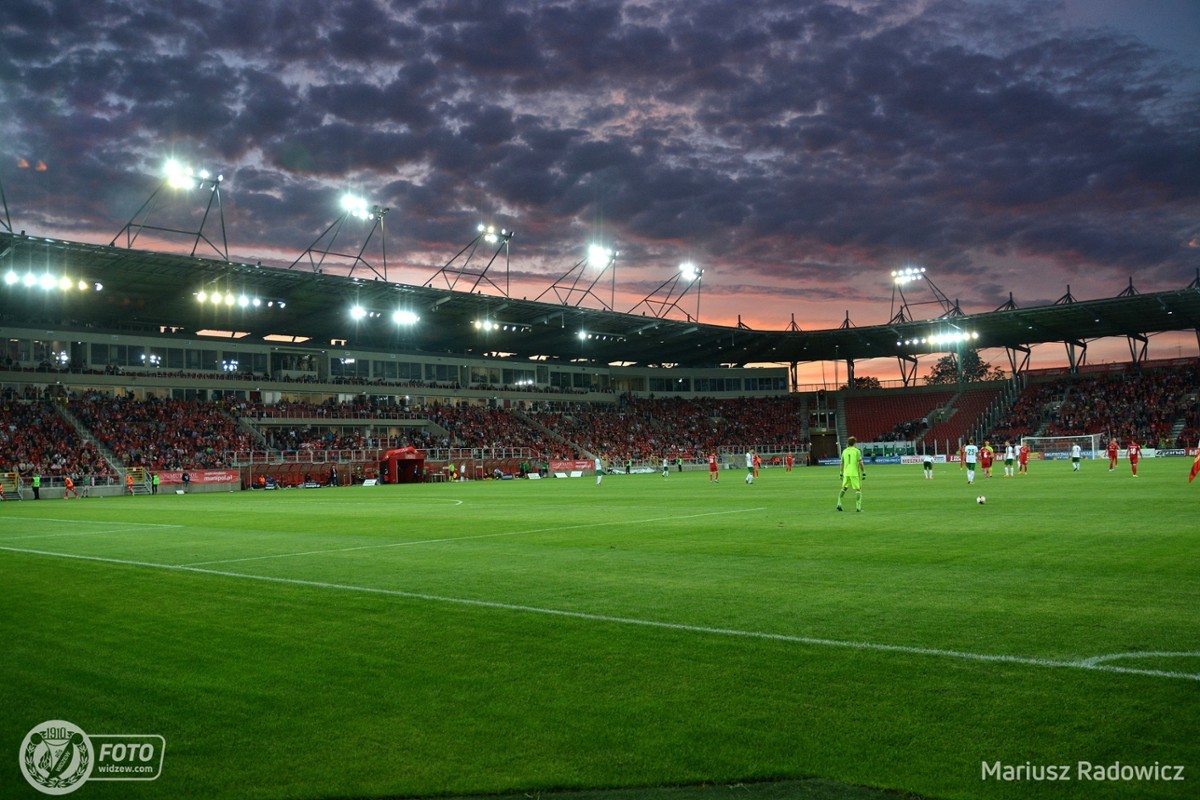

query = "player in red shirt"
(708, 452), (720, 484)
(785, 453), (794, 473)
(1018, 444), (1030, 475)
(752, 452), (762, 478)
(980, 440), (995, 478)
(1127, 440), (1141, 477)
(64, 476), (80, 499)
(1106, 438), (1120, 472)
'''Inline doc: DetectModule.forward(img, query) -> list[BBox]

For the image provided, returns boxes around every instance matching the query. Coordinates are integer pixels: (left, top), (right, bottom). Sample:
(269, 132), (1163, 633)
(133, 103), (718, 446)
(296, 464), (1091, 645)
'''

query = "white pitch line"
(1, 544), (1198, 683)
(1077, 651), (1200, 666)
(177, 507), (767, 567)
(0, 525), (182, 542)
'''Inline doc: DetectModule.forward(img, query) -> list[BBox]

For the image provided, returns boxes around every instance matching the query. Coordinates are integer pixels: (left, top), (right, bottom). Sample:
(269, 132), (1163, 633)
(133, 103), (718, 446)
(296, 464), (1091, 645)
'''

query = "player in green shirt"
(837, 436), (867, 512)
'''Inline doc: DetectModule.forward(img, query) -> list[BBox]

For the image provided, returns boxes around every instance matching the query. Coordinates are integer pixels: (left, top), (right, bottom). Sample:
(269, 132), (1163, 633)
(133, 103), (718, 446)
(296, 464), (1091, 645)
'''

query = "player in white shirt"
(1003, 441), (1016, 477)
(961, 438), (979, 485)
(595, 456), (603, 485)
(745, 450), (755, 484)
(662, 456), (669, 478)
(1071, 443), (1082, 471)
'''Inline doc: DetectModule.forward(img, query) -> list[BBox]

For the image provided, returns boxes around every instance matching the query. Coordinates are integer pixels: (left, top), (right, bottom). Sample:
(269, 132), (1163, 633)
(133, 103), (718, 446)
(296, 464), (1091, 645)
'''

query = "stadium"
(2, 157), (1199, 800)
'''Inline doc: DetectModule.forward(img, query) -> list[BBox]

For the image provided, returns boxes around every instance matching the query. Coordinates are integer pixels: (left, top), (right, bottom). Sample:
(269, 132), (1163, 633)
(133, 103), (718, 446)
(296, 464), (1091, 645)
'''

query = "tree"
(925, 349), (1006, 385)
(842, 376), (882, 390)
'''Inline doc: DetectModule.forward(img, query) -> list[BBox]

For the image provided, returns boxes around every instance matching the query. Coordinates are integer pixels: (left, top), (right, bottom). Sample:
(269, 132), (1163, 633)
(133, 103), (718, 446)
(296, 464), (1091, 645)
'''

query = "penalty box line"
(2, 543), (1198, 684)
(178, 508), (768, 568)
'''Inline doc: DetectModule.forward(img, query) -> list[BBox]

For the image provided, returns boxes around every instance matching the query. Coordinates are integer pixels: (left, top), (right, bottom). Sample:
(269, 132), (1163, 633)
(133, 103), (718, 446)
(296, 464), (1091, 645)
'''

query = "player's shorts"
(841, 473), (861, 490)
(1071, 457), (1080, 463)
(709, 465), (718, 473)
(923, 460), (933, 468)
(1005, 458), (1014, 466)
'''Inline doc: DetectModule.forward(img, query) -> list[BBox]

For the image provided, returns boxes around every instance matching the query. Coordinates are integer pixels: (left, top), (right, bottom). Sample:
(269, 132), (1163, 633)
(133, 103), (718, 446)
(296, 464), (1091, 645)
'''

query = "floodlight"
(4, 271), (17, 285)
(94, 283), (103, 292)
(197, 291), (208, 302)
(680, 261), (701, 280)
(341, 194), (372, 221)
(350, 305), (367, 320)
(578, 330), (588, 340)
(22, 273), (36, 287)
(57, 276), (71, 290)
(224, 293), (235, 306)
(393, 310), (419, 325)
(77, 280), (88, 291)
(39, 274), (56, 290)
(588, 244), (614, 269)
(237, 295), (250, 308)
(252, 298), (262, 307)
(211, 292), (225, 304)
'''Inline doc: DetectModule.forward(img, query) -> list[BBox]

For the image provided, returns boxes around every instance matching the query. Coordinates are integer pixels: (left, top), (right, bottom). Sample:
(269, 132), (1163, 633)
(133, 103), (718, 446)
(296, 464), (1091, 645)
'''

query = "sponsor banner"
(865, 455), (904, 465)
(817, 458), (841, 467)
(157, 469), (239, 485)
(550, 459), (595, 472)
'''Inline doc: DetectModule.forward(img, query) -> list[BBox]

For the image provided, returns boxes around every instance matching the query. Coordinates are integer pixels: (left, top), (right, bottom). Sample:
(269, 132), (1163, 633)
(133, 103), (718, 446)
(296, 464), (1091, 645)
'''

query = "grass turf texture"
(1, 460), (1197, 800)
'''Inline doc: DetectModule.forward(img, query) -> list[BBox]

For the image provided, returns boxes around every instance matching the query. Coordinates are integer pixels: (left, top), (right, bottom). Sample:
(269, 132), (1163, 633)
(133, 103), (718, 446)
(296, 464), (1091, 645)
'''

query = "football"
(976, 496), (987, 505)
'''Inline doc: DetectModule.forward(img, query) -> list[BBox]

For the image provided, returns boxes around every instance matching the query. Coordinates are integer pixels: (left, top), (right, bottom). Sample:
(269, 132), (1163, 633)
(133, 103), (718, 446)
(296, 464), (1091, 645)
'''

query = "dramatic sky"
(3, 0), (1198, 378)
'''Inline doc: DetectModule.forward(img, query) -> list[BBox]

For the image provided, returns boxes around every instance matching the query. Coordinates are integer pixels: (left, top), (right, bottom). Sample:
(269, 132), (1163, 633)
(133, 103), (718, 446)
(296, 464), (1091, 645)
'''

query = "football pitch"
(2, 460), (1197, 800)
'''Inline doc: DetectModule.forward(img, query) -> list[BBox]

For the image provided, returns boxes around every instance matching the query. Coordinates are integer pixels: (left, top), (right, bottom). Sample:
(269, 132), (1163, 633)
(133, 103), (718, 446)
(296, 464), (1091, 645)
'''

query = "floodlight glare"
(393, 309), (420, 325)
(341, 194), (372, 221)
(350, 305), (367, 320)
(77, 280), (88, 291)
(224, 293), (235, 306)
(39, 274), (57, 290)
(22, 273), (36, 287)
(197, 291), (208, 302)
(588, 244), (614, 269)
(680, 261), (700, 280)
(57, 277), (72, 291)
(237, 295), (250, 308)
(252, 298), (262, 307)
(4, 271), (17, 286)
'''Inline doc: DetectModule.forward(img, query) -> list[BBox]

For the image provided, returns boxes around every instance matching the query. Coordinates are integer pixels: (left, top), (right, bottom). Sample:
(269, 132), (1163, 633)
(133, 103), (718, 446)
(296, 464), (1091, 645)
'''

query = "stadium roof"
(2, 232), (1198, 369)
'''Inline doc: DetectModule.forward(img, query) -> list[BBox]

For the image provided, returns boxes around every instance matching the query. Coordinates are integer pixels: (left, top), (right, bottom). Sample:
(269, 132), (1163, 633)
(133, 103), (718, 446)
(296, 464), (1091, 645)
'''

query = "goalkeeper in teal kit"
(837, 436), (867, 512)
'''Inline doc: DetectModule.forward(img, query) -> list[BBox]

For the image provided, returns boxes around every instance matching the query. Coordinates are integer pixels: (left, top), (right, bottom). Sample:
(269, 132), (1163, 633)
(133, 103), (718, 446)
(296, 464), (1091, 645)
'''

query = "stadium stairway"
(54, 402), (125, 478)
(512, 409), (575, 457)
(835, 393), (849, 447)
(236, 415), (273, 453)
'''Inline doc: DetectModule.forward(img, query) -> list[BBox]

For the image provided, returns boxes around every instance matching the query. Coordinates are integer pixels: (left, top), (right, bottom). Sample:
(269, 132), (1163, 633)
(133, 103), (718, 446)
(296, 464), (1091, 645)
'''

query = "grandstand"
(2, 225), (1199, 495)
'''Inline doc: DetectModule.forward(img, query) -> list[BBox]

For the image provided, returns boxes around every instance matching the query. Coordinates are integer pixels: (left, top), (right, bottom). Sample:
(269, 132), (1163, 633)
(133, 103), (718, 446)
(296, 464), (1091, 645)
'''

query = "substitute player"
(837, 437), (866, 512)
(1107, 437), (1120, 472)
(1127, 440), (1141, 477)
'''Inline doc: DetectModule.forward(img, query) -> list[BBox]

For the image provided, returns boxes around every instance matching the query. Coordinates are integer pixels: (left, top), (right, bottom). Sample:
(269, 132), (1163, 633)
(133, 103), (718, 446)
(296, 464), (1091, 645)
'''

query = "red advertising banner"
(157, 469), (240, 485)
(550, 460), (595, 472)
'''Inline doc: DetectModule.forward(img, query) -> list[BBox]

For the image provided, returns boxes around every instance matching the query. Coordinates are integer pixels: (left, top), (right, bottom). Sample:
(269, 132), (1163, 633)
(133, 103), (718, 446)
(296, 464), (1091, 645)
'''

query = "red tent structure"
(380, 447), (425, 484)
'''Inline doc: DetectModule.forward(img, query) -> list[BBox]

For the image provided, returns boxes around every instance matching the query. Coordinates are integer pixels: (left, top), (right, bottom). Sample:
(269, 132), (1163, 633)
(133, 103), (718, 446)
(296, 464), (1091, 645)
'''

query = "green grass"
(1, 460), (1197, 800)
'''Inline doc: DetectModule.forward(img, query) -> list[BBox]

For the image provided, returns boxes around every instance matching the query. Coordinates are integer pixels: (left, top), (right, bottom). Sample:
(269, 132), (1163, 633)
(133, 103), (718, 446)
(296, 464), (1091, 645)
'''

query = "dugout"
(381, 447), (425, 484)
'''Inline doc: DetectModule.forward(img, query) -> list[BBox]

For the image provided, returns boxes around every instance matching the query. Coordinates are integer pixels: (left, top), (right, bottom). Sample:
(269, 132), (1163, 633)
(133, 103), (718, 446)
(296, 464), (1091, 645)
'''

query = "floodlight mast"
(0, 171), (12, 234)
(423, 225), (513, 296)
(535, 245), (617, 311)
(288, 196), (390, 281)
(887, 266), (960, 324)
(627, 262), (703, 323)
(111, 162), (229, 260)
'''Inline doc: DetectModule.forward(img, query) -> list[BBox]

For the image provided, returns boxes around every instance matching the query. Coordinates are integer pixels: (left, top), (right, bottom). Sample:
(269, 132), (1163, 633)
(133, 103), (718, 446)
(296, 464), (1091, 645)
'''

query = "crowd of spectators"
(1, 394), (113, 483)
(69, 393), (254, 470)
(988, 364), (1199, 447)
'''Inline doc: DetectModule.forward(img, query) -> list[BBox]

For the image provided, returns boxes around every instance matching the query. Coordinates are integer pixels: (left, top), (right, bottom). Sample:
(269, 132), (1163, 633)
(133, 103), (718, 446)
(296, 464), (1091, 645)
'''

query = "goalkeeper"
(837, 436), (867, 512)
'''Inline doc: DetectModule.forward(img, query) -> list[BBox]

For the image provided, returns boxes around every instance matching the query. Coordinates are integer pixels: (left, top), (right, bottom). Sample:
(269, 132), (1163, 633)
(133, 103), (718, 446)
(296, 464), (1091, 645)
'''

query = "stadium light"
(892, 266), (926, 285)
(476, 224), (513, 245)
(350, 305), (367, 321)
(588, 244), (615, 270)
(392, 309), (420, 325)
(341, 194), (373, 221)
(4, 271), (18, 286)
